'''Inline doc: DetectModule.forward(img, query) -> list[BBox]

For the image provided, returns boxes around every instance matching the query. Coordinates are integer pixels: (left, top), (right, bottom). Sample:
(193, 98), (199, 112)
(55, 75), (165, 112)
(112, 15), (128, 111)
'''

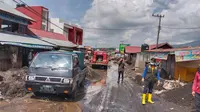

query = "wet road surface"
(82, 62), (191, 112)
(0, 62), (191, 112)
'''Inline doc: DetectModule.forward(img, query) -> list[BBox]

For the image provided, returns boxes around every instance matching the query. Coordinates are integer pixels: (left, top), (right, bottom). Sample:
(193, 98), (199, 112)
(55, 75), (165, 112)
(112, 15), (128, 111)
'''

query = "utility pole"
(120, 41), (124, 44)
(152, 14), (164, 49)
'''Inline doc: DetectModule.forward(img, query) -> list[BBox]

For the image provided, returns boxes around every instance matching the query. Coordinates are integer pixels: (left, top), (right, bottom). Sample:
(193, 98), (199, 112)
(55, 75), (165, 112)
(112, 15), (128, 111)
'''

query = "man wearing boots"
(141, 58), (161, 105)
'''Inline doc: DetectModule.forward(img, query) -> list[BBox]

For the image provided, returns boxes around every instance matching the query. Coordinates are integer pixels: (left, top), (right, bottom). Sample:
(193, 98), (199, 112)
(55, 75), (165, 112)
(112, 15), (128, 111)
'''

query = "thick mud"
(0, 62), (193, 112)
(0, 66), (106, 112)
(82, 62), (192, 112)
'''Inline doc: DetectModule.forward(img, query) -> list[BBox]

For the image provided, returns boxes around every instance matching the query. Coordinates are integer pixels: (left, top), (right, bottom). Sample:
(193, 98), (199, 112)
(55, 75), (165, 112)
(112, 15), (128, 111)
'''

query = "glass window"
(1, 20), (12, 32)
(42, 24), (46, 30)
(42, 11), (47, 23)
(19, 24), (26, 33)
(30, 53), (72, 69)
(50, 29), (54, 32)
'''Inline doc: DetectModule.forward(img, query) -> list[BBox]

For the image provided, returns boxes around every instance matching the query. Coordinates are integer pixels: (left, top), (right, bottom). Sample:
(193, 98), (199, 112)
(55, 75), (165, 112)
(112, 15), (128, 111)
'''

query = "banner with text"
(150, 52), (169, 60)
(175, 50), (200, 62)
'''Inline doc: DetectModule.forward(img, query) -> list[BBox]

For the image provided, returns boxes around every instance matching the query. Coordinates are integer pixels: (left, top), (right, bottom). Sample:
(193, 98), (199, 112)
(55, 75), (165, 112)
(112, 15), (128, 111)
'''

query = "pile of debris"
(158, 83), (194, 107)
(85, 66), (103, 83)
(162, 80), (186, 90)
(154, 80), (186, 94)
(0, 68), (27, 100)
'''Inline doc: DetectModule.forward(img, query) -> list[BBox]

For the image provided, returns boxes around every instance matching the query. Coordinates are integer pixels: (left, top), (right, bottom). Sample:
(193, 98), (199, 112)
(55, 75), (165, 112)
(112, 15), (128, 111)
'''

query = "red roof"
(149, 43), (173, 50)
(28, 28), (67, 41)
(125, 46), (141, 53)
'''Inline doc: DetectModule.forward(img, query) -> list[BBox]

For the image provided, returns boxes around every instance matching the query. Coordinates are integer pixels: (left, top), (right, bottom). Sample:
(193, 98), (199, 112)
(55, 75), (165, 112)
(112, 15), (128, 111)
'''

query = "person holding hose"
(141, 58), (161, 105)
(192, 65), (200, 112)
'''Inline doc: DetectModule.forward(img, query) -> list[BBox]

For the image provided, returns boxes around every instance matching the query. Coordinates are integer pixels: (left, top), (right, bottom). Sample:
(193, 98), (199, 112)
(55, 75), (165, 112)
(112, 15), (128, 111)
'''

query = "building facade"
(49, 18), (72, 40)
(16, 5), (49, 31)
(16, 5), (83, 45)
(0, 2), (54, 70)
(49, 18), (83, 45)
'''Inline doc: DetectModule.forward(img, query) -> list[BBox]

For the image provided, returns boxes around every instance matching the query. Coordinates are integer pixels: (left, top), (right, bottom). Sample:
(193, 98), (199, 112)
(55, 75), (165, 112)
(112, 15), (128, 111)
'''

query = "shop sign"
(175, 50), (200, 62)
(150, 52), (169, 60)
(119, 44), (130, 54)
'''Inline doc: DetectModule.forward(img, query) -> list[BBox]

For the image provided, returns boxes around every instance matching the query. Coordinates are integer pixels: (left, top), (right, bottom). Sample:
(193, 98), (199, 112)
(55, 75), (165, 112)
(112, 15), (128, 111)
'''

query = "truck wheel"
(70, 88), (77, 101)
(70, 82), (78, 100)
(80, 77), (85, 87)
(33, 92), (41, 96)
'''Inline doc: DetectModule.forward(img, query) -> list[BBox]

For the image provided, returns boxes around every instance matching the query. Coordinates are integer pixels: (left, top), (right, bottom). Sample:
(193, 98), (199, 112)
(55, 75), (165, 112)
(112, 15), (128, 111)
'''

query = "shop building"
(49, 18), (83, 45)
(149, 47), (200, 82)
(125, 43), (173, 70)
(0, 1), (54, 71)
(16, 5), (83, 45)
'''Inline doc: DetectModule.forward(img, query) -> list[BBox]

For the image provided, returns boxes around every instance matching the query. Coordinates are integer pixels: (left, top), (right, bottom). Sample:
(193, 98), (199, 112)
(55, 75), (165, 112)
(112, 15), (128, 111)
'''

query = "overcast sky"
(4, 0), (200, 48)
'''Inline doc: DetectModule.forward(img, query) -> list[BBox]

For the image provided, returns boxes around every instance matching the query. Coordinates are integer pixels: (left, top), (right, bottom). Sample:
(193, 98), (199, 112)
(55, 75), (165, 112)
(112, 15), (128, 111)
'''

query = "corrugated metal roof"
(28, 28), (77, 48)
(125, 46), (141, 53)
(0, 32), (54, 47)
(148, 46), (200, 52)
(0, 1), (34, 21)
(149, 43), (173, 50)
(41, 37), (77, 48)
(29, 28), (67, 41)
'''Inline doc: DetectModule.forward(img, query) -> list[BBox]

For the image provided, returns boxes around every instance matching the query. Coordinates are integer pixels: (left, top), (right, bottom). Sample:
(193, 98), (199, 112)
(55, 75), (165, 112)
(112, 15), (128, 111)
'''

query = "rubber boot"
(142, 94), (146, 105)
(148, 93), (154, 104)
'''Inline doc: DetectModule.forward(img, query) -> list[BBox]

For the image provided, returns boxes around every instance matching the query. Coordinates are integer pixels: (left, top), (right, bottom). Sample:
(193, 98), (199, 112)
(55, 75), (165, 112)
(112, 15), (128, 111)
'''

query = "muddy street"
(0, 67), (106, 112)
(0, 90), (83, 112)
(0, 62), (192, 112)
(82, 62), (191, 112)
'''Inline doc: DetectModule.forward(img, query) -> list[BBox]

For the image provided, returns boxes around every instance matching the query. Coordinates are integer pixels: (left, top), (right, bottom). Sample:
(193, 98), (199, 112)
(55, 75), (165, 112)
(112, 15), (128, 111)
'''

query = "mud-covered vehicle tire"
(33, 92), (41, 96)
(80, 78), (85, 88)
(103, 65), (108, 69)
(91, 64), (96, 69)
(70, 88), (77, 101)
(70, 82), (78, 101)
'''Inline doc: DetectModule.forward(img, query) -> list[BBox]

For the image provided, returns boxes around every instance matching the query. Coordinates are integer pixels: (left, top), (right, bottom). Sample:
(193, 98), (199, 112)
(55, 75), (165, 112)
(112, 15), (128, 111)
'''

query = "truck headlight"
(27, 76), (35, 81)
(63, 78), (73, 84)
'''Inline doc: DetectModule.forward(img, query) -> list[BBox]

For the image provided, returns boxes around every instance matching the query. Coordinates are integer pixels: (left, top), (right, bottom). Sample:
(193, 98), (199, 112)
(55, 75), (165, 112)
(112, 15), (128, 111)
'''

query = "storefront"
(174, 49), (200, 82)
(148, 47), (200, 82)
(0, 32), (54, 71)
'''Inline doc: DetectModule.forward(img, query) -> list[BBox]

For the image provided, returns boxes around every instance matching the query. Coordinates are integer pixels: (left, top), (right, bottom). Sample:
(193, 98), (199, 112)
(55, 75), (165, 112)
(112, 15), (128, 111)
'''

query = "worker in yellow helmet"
(141, 58), (161, 105)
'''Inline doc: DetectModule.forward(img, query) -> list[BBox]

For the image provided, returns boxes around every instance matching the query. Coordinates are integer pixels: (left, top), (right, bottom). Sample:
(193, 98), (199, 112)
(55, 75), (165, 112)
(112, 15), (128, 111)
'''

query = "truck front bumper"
(25, 81), (73, 94)
(91, 63), (108, 66)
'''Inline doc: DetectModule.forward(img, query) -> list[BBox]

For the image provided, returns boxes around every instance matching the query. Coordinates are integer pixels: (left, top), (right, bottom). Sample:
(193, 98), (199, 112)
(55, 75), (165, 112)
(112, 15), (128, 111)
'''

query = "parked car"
(25, 51), (86, 100)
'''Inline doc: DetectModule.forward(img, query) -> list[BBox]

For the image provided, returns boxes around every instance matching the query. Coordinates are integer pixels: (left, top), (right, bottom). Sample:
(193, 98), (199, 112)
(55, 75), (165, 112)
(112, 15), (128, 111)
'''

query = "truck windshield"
(30, 53), (72, 69)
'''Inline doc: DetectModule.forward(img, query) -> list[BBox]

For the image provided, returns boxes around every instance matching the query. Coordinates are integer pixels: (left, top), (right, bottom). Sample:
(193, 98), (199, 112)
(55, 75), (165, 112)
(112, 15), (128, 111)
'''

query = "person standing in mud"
(192, 65), (200, 112)
(141, 58), (161, 105)
(117, 57), (125, 83)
